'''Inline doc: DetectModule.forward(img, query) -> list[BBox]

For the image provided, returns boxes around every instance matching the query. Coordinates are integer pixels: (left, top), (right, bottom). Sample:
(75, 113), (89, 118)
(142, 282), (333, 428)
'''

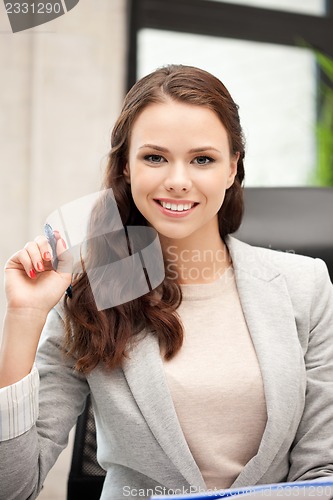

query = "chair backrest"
(67, 187), (333, 499)
(235, 187), (333, 280)
(67, 394), (106, 500)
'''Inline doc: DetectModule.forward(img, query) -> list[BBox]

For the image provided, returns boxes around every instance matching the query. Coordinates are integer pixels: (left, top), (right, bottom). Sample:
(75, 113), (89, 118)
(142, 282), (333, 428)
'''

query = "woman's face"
(124, 99), (238, 242)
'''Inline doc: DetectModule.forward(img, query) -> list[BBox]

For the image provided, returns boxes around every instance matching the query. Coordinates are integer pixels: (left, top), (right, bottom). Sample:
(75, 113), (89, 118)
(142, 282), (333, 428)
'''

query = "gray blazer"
(1, 236), (333, 500)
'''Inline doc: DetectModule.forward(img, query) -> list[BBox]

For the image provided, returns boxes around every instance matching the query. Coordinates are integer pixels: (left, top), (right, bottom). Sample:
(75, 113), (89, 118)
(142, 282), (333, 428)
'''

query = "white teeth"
(160, 201), (194, 211)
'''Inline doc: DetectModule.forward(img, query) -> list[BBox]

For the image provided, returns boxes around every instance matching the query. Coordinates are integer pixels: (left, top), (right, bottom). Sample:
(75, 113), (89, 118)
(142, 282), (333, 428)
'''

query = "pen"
(44, 223), (73, 298)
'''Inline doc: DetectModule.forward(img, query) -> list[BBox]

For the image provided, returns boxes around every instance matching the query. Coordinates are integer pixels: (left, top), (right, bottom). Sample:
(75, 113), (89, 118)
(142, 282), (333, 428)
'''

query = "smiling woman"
(1, 65), (333, 500)
(123, 100), (238, 249)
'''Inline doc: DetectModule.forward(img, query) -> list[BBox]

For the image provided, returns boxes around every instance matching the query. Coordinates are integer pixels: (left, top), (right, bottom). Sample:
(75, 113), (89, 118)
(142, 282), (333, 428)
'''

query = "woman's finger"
(10, 248), (39, 279)
(23, 241), (48, 275)
(56, 237), (73, 275)
(33, 235), (53, 263)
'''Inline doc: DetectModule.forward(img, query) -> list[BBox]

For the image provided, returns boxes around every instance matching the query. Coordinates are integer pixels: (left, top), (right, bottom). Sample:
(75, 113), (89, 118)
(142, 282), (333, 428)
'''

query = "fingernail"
(61, 238), (67, 249)
(43, 251), (51, 260)
(29, 269), (36, 279)
(37, 261), (44, 272)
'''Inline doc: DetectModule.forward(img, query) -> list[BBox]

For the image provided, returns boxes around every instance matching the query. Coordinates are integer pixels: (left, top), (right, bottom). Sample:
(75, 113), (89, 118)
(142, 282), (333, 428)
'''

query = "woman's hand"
(0, 232), (73, 387)
(4, 231), (73, 315)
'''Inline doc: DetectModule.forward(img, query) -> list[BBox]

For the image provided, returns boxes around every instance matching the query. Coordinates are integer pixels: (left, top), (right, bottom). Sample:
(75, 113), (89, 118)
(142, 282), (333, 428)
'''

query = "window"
(127, 0), (333, 186)
(207, 0), (326, 16)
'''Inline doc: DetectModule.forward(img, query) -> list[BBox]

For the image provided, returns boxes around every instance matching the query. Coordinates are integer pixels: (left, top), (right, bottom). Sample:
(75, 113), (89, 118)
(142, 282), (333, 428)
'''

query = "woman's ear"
(123, 163), (131, 184)
(226, 152), (239, 189)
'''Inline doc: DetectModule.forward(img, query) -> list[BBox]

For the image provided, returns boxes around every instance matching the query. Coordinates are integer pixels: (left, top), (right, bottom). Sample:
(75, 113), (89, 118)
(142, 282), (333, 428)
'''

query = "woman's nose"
(163, 164), (192, 193)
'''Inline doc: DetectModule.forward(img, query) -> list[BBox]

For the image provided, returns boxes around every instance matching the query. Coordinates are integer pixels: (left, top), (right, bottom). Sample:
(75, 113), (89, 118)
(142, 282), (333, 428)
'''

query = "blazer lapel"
(227, 237), (306, 486)
(122, 332), (206, 490)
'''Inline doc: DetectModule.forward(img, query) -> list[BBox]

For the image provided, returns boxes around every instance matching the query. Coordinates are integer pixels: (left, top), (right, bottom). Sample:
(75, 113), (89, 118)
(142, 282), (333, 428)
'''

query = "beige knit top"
(163, 267), (267, 490)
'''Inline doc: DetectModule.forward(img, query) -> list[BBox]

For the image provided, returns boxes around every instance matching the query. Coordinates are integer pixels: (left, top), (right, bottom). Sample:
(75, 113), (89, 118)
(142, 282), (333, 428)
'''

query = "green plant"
(313, 50), (333, 186)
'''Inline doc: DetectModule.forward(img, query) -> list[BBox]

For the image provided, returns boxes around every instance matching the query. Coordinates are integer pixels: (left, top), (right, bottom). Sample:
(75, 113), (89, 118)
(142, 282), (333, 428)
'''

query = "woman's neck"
(160, 232), (231, 285)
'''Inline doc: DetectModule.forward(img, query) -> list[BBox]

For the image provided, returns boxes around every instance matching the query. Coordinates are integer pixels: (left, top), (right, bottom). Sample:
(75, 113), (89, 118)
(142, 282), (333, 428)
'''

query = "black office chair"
(67, 187), (333, 499)
(67, 394), (106, 500)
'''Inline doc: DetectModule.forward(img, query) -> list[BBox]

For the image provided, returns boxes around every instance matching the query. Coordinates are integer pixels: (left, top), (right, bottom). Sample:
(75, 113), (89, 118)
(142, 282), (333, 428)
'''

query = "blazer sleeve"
(0, 307), (90, 500)
(287, 258), (333, 481)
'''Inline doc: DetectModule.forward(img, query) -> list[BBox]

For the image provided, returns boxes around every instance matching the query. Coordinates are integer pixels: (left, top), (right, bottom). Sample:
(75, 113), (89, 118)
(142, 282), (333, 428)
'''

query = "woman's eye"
(194, 156), (214, 165)
(144, 154), (165, 163)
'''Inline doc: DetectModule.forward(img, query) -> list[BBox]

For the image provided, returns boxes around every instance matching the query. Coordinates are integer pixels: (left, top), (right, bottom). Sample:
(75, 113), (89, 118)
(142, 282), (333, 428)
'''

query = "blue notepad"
(150, 479), (333, 500)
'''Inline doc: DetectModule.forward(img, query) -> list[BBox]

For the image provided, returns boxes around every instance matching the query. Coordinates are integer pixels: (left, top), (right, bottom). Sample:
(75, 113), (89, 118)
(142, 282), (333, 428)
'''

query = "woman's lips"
(154, 199), (199, 218)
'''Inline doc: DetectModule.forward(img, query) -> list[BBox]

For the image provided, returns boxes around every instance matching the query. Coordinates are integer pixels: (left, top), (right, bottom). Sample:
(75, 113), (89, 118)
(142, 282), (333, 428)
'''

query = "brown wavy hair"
(64, 64), (245, 373)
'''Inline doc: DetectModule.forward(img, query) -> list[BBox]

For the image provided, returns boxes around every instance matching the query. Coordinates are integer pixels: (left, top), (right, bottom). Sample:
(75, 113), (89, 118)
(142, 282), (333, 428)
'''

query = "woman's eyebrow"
(188, 146), (221, 153)
(139, 144), (169, 152)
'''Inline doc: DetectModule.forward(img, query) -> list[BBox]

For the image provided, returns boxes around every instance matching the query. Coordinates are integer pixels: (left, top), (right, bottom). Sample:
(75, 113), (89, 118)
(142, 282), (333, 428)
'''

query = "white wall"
(0, 0), (127, 324)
